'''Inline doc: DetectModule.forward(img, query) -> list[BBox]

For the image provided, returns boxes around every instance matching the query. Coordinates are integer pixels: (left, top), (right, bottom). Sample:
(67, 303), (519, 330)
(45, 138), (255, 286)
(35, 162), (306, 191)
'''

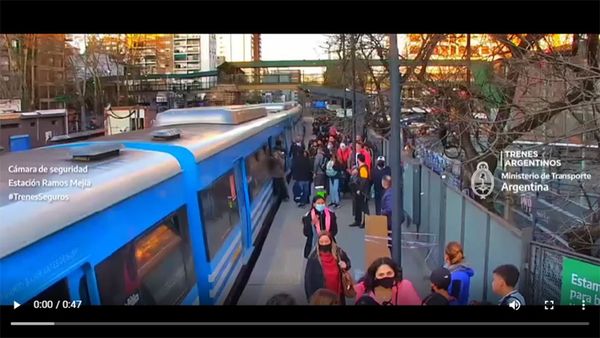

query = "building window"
(95, 208), (196, 305)
(199, 170), (241, 260)
(38, 70), (50, 82)
(245, 144), (271, 204)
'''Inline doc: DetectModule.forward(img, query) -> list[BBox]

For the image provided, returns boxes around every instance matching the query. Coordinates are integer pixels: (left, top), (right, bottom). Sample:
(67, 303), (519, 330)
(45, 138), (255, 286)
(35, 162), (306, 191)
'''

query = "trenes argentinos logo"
(471, 162), (494, 199)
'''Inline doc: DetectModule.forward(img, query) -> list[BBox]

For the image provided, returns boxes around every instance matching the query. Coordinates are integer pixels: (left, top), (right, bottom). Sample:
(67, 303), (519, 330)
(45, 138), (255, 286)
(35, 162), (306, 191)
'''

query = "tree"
(1, 34), (38, 111)
(416, 34), (600, 255)
(324, 33), (600, 255)
(322, 34), (447, 136)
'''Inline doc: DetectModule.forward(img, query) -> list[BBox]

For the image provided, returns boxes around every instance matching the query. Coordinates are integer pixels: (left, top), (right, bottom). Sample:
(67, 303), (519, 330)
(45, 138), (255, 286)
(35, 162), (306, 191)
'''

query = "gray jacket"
(313, 152), (325, 175)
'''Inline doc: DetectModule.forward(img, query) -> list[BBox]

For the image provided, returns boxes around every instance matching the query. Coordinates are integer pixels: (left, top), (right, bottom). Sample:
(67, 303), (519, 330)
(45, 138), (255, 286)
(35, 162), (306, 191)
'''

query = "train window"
(24, 279), (70, 305)
(94, 209), (196, 305)
(199, 170), (241, 260)
(245, 144), (270, 204)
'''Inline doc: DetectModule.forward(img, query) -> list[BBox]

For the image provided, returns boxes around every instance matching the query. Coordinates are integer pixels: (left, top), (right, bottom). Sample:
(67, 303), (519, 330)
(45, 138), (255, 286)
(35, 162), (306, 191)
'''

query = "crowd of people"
(266, 118), (526, 306)
(266, 238), (526, 306)
(287, 120), (389, 230)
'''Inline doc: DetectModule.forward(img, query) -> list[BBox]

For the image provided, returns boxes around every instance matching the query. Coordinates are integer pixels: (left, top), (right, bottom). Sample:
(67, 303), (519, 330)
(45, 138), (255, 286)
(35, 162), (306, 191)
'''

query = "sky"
(261, 34), (331, 60)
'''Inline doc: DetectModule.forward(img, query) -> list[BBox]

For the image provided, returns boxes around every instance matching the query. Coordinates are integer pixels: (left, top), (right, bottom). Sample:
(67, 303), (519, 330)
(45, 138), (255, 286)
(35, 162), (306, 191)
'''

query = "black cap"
(430, 267), (451, 290)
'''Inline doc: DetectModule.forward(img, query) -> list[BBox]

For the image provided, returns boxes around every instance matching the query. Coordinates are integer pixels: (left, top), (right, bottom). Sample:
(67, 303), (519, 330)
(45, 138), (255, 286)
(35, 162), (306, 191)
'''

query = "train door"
(20, 266), (95, 307)
(66, 266), (95, 305)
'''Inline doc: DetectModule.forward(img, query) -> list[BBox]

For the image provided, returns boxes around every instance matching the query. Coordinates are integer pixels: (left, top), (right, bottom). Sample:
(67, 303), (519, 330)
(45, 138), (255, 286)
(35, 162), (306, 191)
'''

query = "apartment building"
(173, 34), (217, 74)
(216, 34), (253, 64)
(128, 34), (173, 75)
(0, 34), (67, 111)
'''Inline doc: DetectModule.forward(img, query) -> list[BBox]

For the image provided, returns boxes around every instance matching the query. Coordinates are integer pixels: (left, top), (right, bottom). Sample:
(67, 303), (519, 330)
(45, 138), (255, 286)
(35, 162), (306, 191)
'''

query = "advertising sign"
(560, 256), (600, 305)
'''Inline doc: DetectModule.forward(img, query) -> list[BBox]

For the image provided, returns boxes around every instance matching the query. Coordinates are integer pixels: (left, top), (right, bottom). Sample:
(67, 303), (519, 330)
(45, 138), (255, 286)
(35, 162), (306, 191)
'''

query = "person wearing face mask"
(336, 142), (351, 195)
(354, 257), (421, 305)
(302, 196), (338, 258)
(289, 136), (305, 163)
(313, 146), (329, 195)
(348, 154), (370, 229)
(292, 150), (313, 207)
(304, 232), (351, 304)
(326, 142), (335, 157)
(325, 153), (344, 208)
(372, 156), (391, 215)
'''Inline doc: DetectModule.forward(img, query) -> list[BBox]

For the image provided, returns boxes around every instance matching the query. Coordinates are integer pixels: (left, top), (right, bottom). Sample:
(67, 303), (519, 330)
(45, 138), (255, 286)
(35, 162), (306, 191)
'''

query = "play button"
(13, 301), (20, 309)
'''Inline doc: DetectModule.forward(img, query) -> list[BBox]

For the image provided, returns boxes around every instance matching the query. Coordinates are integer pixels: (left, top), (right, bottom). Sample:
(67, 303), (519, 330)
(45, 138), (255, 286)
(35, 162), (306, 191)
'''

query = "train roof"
(0, 146), (181, 259)
(97, 103), (302, 162)
(0, 104), (302, 259)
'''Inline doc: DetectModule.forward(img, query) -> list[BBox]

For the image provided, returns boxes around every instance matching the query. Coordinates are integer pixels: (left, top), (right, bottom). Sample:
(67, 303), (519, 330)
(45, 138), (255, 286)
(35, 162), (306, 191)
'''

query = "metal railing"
(220, 73), (302, 85)
(126, 81), (217, 93)
(528, 241), (600, 305)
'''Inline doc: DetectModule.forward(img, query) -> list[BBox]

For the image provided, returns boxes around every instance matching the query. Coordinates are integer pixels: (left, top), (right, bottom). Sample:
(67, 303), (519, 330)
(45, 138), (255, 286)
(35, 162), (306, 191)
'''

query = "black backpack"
(319, 155), (328, 171)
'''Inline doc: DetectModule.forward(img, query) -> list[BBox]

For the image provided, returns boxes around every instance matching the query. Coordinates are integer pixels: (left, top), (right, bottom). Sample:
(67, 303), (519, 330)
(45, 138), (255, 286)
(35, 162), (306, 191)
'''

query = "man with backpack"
(269, 148), (289, 202)
(349, 153), (370, 229)
(325, 153), (344, 208)
(372, 156), (391, 215)
(313, 146), (329, 195)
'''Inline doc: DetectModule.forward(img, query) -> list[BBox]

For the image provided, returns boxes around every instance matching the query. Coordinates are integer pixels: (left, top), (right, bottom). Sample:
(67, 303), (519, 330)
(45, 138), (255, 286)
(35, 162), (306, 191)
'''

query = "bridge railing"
(220, 73), (302, 86)
(126, 81), (217, 93)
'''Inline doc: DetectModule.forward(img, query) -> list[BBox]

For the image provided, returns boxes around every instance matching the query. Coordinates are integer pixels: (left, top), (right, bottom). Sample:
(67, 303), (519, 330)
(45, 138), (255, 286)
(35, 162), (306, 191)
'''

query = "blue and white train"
(0, 103), (303, 305)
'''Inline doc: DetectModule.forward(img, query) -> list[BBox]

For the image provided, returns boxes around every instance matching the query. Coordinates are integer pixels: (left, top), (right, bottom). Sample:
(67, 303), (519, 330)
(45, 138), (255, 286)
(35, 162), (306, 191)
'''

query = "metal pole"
(351, 34), (357, 165)
(342, 34), (347, 119)
(466, 34), (471, 85)
(388, 34), (404, 265)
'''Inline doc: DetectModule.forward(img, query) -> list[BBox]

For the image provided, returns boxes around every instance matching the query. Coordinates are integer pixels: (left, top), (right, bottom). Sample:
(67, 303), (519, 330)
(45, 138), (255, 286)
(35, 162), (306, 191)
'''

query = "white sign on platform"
(336, 108), (353, 117)
(0, 99), (21, 113)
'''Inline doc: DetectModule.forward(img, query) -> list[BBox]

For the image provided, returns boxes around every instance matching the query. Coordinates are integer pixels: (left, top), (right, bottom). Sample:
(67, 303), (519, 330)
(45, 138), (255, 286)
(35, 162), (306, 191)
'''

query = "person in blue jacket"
(380, 175), (393, 251)
(444, 241), (475, 305)
(372, 156), (391, 215)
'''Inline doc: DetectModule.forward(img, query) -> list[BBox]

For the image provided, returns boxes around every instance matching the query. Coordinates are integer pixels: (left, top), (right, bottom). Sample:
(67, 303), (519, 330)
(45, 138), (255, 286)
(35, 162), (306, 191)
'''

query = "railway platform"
(238, 118), (432, 305)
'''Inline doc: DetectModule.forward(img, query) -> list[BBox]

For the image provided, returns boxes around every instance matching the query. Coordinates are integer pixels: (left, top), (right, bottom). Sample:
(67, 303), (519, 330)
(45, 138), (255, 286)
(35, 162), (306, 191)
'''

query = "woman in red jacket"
(304, 232), (352, 304)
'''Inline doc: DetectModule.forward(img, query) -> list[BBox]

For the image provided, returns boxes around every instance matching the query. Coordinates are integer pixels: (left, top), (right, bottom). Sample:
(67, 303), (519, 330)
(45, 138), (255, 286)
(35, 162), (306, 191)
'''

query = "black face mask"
(377, 161), (385, 168)
(319, 244), (332, 252)
(375, 277), (395, 289)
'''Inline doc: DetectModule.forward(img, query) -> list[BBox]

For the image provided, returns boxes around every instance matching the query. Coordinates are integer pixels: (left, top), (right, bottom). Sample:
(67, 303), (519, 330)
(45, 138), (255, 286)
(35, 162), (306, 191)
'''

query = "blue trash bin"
(10, 135), (31, 152)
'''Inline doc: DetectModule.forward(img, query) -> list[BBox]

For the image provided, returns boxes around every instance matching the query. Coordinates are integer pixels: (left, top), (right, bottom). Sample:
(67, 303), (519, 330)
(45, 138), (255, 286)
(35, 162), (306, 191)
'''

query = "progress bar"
(11, 322), (590, 326)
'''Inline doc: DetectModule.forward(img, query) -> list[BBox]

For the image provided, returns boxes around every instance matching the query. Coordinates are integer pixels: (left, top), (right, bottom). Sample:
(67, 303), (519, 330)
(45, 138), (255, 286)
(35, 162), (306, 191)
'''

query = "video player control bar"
(11, 322), (591, 326)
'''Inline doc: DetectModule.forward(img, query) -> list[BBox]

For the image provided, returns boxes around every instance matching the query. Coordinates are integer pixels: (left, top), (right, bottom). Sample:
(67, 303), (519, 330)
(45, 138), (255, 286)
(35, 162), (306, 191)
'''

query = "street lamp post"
(388, 34), (404, 265)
